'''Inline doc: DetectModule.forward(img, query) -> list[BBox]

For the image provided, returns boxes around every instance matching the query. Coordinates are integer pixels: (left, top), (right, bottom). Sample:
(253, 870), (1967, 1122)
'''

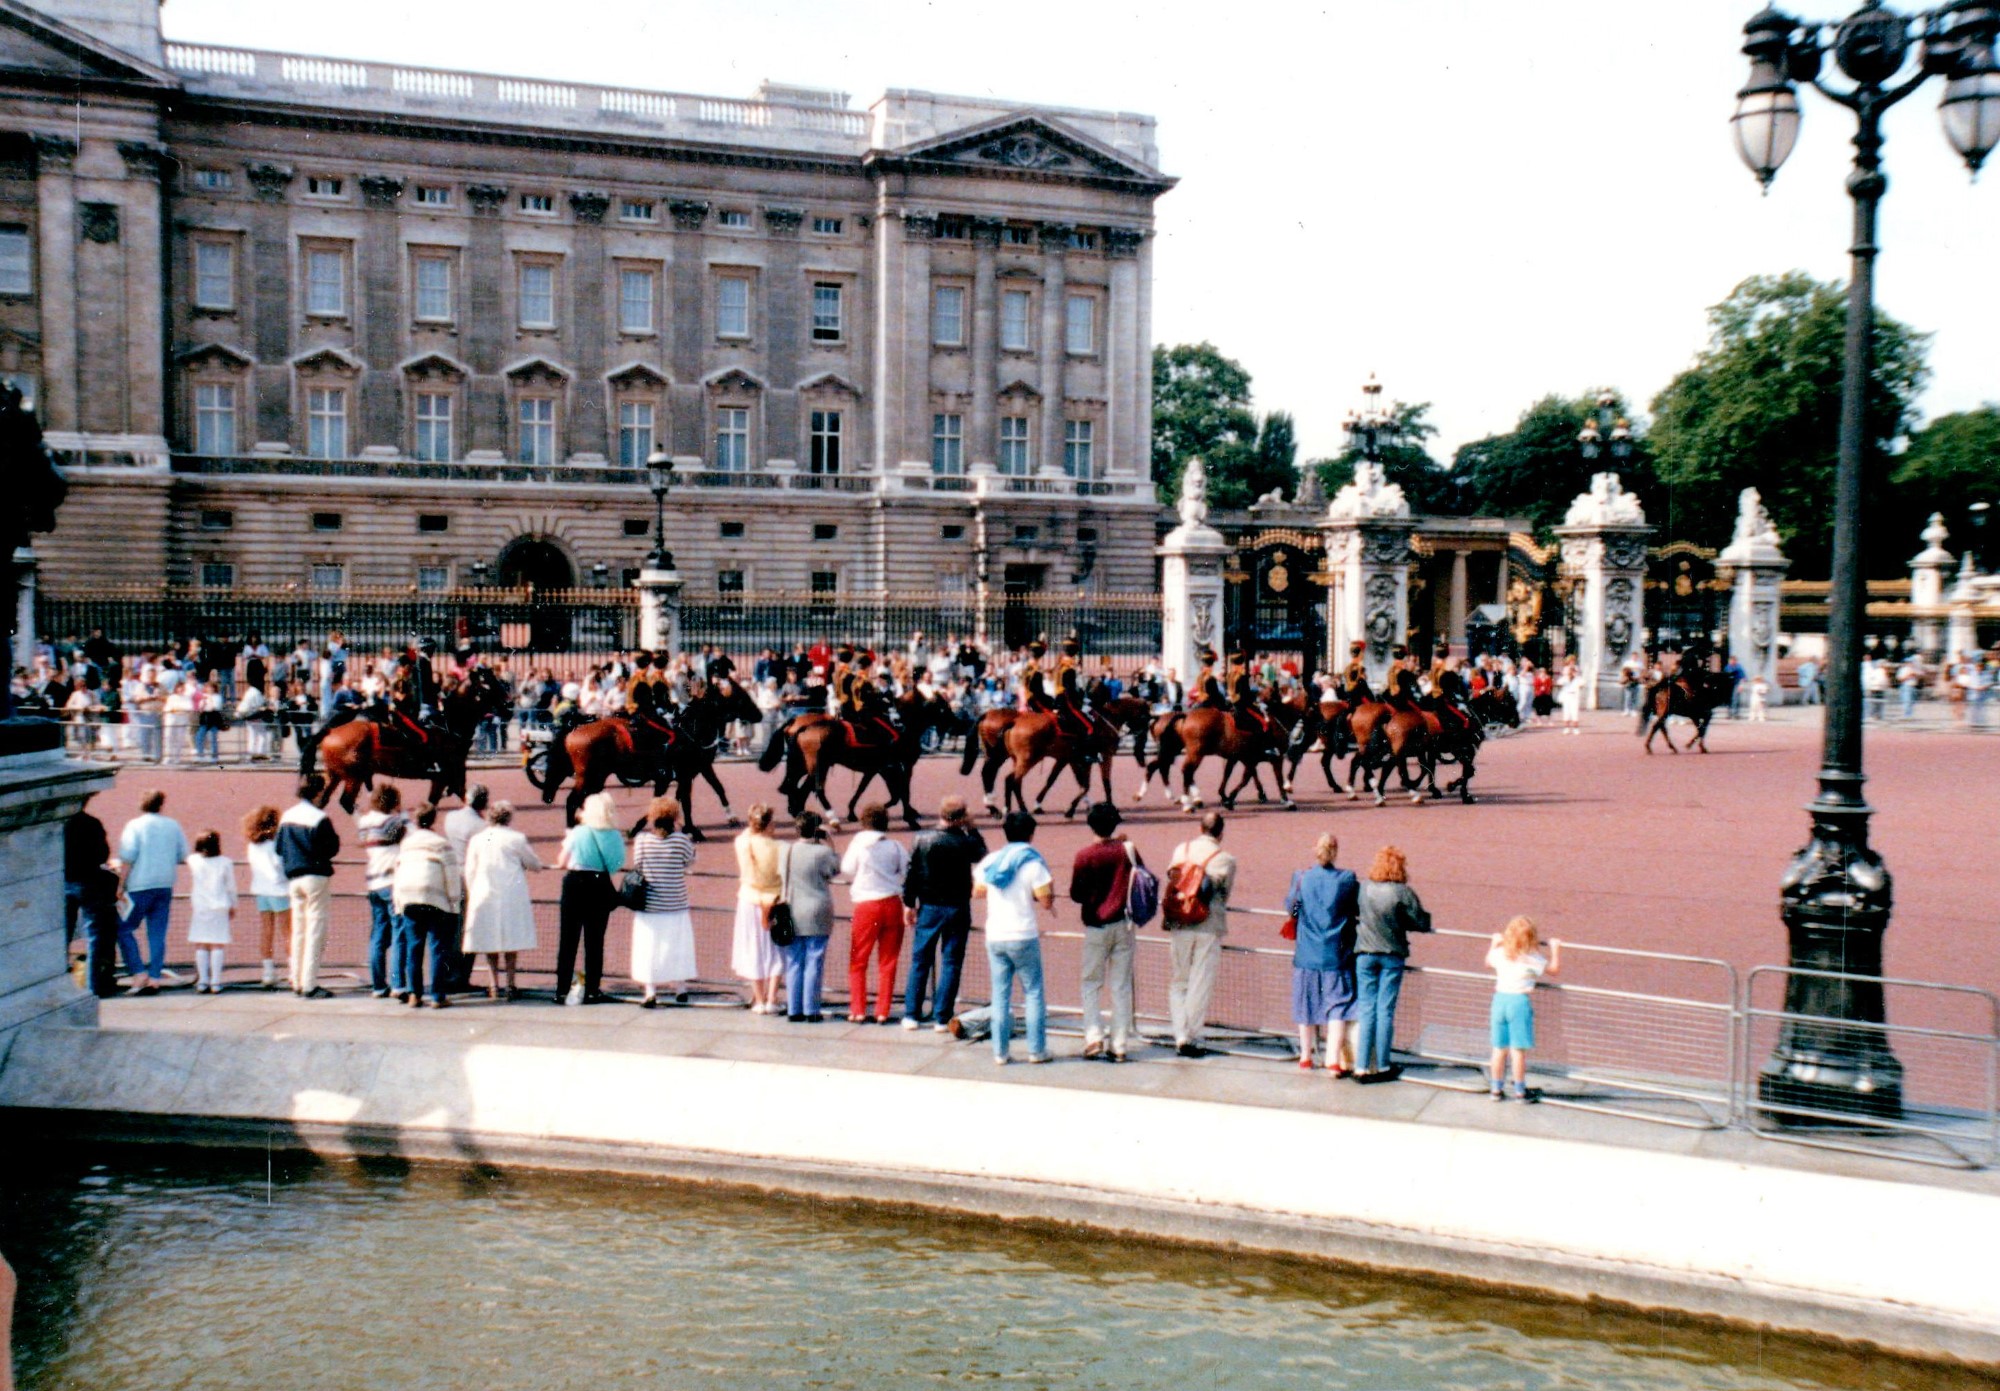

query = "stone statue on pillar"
(1323, 461), (1414, 688)
(1555, 472), (1651, 710)
(1907, 513), (1953, 658)
(1157, 458), (1230, 686)
(1720, 486), (1789, 698)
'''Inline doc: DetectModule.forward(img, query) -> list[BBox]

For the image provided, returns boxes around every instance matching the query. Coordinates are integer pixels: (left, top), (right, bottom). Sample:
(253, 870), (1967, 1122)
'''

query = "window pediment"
(873, 113), (1171, 188)
(291, 346), (364, 376)
(796, 371), (862, 398)
(704, 367), (765, 395)
(175, 341), (254, 372)
(607, 361), (669, 390)
(399, 351), (469, 382)
(504, 356), (571, 387)
(996, 378), (1042, 403)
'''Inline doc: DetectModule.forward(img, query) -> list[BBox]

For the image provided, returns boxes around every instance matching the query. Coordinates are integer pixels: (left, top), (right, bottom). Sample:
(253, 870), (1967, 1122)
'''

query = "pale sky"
(161, 0), (2000, 465)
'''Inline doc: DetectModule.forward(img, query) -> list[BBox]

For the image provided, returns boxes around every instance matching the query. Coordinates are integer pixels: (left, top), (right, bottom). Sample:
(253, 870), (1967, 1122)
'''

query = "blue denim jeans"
(1354, 952), (1406, 1074)
(1899, 684), (1917, 718)
(193, 723), (220, 760)
(986, 937), (1046, 1061)
(903, 903), (971, 1023)
(400, 904), (455, 1004)
(785, 935), (830, 1016)
(367, 889), (404, 993)
(119, 886), (174, 980)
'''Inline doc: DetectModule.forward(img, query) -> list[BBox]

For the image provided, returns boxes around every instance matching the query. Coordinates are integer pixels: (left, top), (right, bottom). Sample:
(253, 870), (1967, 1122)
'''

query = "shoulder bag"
(616, 835), (649, 911)
(1124, 842), (1160, 928)
(767, 841), (797, 947)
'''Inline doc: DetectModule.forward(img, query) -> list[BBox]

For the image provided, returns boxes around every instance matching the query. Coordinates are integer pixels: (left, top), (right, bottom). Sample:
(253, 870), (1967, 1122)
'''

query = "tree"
(1647, 272), (1930, 574)
(1151, 343), (1259, 508)
(1316, 402), (1456, 513)
(1894, 406), (2000, 550)
(1450, 393), (1655, 532)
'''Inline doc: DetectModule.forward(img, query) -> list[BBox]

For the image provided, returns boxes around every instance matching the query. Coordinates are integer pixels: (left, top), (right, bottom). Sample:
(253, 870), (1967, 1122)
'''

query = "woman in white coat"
(461, 801), (544, 1001)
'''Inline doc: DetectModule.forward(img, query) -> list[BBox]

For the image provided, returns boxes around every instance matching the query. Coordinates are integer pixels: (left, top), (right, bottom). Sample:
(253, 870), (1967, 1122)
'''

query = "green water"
(0, 1148), (1977, 1391)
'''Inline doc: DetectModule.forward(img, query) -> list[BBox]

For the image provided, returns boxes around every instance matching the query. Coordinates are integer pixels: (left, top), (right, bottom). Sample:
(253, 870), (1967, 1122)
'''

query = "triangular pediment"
(292, 346), (365, 375)
(796, 371), (861, 398)
(881, 113), (1166, 185)
(503, 355), (571, 385)
(0, 3), (176, 87)
(996, 378), (1041, 402)
(399, 351), (469, 380)
(703, 366), (764, 393)
(176, 341), (254, 370)
(606, 361), (669, 389)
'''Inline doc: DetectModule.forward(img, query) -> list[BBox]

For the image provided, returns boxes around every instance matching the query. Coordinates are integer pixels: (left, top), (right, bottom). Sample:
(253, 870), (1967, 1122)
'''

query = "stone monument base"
(0, 748), (115, 1051)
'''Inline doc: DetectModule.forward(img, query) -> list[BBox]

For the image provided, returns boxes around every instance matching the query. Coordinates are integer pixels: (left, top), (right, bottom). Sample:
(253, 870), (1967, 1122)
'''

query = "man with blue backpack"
(1066, 802), (1149, 1064)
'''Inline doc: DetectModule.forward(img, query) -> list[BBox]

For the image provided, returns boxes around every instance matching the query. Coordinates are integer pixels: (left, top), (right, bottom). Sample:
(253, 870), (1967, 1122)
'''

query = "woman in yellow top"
(731, 804), (785, 1013)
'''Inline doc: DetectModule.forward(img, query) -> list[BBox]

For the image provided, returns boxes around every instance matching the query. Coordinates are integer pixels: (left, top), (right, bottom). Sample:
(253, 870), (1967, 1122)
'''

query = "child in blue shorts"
(1486, 915), (1560, 1101)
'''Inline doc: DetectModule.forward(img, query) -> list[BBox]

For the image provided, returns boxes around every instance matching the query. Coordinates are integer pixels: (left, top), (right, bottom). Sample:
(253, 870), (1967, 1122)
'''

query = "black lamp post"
(1341, 374), (1402, 465)
(1970, 499), (1991, 570)
(644, 448), (677, 569)
(1577, 391), (1634, 469)
(1733, 3), (1999, 1123)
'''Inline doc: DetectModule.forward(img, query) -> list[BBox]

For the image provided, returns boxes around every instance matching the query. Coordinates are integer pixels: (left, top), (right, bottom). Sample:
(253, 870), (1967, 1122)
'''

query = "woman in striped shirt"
(629, 796), (697, 1008)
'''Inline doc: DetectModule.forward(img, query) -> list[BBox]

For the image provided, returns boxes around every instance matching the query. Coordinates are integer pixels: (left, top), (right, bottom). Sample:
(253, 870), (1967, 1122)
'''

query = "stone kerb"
(1322, 461), (1414, 688)
(1554, 473), (1650, 710)
(1719, 487), (1790, 693)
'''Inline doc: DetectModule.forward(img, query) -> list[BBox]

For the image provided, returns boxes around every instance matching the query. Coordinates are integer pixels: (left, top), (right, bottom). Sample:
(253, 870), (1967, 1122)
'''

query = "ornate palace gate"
(1645, 543), (1729, 654)
(1224, 530), (1327, 669)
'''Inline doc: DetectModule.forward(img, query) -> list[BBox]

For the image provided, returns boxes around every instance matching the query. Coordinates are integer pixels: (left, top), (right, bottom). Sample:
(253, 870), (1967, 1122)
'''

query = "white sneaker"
(900, 1017), (920, 1031)
(932, 1022), (950, 1033)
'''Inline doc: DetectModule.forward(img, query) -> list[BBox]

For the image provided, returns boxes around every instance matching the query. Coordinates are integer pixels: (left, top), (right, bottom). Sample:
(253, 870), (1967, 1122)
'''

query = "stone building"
(0, 0), (1171, 604)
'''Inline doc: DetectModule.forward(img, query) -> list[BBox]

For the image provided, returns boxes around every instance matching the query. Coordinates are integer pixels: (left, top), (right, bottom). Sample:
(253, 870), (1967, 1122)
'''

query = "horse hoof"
(1283, 800), (1297, 811)
(1373, 795), (1386, 808)
(1410, 792), (1424, 805)
(1347, 791), (1361, 802)
(726, 814), (742, 828)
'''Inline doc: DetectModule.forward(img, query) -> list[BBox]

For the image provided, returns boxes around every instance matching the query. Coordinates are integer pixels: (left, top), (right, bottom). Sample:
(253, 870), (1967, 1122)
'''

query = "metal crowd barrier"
(1735, 967), (2000, 1169)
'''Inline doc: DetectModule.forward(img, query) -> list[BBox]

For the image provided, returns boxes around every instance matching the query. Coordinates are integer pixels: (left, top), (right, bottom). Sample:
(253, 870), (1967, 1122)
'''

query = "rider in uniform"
(1228, 652), (1272, 736)
(1383, 646), (1421, 708)
(1339, 640), (1372, 703)
(1195, 648), (1227, 709)
(626, 649), (674, 749)
(1049, 641), (1100, 747)
(1019, 638), (1054, 713)
(841, 649), (896, 746)
(829, 644), (858, 717)
(1423, 657), (1475, 732)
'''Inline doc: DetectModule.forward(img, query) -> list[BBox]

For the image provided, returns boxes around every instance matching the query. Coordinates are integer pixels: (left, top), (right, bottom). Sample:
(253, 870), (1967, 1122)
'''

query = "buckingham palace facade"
(0, 0), (1172, 607)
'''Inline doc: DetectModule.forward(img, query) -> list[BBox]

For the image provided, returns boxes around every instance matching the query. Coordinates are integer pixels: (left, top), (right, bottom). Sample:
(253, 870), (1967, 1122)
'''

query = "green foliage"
(1450, 393), (1656, 532)
(1152, 343), (1259, 507)
(1646, 272), (1929, 573)
(1895, 406), (2000, 541)
(1316, 402), (1456, 512)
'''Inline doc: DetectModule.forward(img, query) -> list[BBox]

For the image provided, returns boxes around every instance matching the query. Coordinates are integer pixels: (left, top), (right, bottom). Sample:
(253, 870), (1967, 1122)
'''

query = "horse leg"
(1032, 757), (1067, 814)
(1063, 761), (1093, 819)
(1659, 718), (1680, 754)
(678, 771), (708, 843)
(1695, 714), (1712, 752)
(699, 760), (739, 826)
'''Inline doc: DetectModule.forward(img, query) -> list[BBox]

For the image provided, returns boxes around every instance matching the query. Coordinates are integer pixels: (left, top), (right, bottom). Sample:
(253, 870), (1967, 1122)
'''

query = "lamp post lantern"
(1733, 2), (1997, 1123)
(1577, 391), (1634, 467)
(644, 448), (677, 569)
(1342, 373), (1402, 465)
(1970, 499), (1991, 570)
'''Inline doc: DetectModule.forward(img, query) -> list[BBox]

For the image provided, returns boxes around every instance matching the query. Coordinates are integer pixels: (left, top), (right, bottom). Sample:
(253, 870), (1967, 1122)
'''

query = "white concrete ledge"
(3, 1025), (1996, 1368)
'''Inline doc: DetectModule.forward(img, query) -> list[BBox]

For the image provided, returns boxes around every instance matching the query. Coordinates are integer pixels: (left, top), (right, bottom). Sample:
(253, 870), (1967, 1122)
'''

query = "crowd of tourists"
(64, 783), (1560, 1098)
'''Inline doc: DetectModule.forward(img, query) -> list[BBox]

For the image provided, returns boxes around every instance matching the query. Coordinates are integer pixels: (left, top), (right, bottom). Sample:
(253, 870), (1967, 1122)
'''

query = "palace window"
(414, 255), (453, 322)
(618, 268), (655, 333)
(194, 241), (234, 310)
(717, 209), (751, 228)
(617, 400), (655, 469)
(519, 192), (556, 214)
(931, 413), (963, 475)
(1000, 289), (1032, 352)
(517, 396), (556, 465)
(623, 518), (649, 537)
(1064, 419), (1095, 479)
(194, 383), (236, 454)
(310, 563), (345, 590)
(200, 509), (233, 531)
(712, 405), (749, 471)
(414, 392), (453, 462)
(413, 185), (451, 207)
(932, 285), (965, 346)
(620, 199), (655, 222)
(1068, 229), (1099, 252)
(808, 409), (841, 474)
(0, 229), (27, 297)
(306, 388), (347, 459)
(1001, 224), (1035, 246)
(717, 275), (751, 339)
(717, 569), (745, 606)
(304, 175), (344, 199)
(811, 216), (842, 235)
(200, 562), (235, 588)
(417, 513), (449, 532)
(719, 521), (745, 539)
(813, 523), (838, 541)
(998, 415), (1031, 476)
(1065, 293), (1096, 356)
(811, 282), (843, 342)
(192, 168), (231, 191)
(417, 565), (450, 592)
(935, 215), (969, 240)
(305, 248), (346, 317)
(941, 525), (965, 541)
(518, 262), (556, 328)
(311, 512), (342, 532)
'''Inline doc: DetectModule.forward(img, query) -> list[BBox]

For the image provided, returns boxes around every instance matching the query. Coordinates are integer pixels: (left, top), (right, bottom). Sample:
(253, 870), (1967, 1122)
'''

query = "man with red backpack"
(1164, 811), (1237, 1058)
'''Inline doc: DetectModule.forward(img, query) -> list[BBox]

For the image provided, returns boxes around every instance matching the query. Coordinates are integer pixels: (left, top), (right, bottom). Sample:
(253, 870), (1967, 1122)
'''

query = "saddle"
(1232, 706), (1272, 738)
(840, 715), (898, 748)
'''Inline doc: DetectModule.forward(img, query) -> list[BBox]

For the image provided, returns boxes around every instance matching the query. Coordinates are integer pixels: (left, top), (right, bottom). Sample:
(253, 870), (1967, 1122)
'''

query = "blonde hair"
(746, 804), (774, 833)
(579, 793), (617, 831)
(1497, 915), (1541, 959)
(1368, 846), (1408, 883)
(1313, 832), (1339, 868)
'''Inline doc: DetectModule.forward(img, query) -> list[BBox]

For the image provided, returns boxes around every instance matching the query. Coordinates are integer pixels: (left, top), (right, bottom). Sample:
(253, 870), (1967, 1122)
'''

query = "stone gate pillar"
(1554, 473), (1651, 710)
(11, 547), (36, 677)
(1720, 487), (1790, 693)
(1158, 458), (1228, 686)
(1323, 462), (1414, 689)
(1907, 513), (1953, 657)
(635, 562), (683, 657)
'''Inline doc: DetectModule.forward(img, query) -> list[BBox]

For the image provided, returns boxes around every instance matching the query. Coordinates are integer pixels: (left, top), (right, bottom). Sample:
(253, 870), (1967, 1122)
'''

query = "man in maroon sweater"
(1067, 801), (1141, 1062)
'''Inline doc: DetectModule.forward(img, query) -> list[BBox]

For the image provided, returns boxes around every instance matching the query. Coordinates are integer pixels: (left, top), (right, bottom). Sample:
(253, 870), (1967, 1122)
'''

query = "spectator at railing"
(841, 803), (908, 1025)
(463, 800), (543, 1002)
(1487, 916), (1560, 1102)
(184, 828), (237, 995)
(115, 789), (189, 995)
(901, 796), (986, 1032)
(392, 801), (461, 1010)
(242, 805), (289, 991)
(629, 795), (697, 1009)
(1069, 801), (1137, 1063)
(1166, 812), (1236, 1059)
(356, 786), (408, 999)
(192, 676), (227, 764)
(779, 810), (839, 1023)
(277, 775), (340, 999)
(1353, 845), (1432, 1084)
(1285, 832), (1358, 1075)
(729, 804), (783, 1015)
(237, 680), (275, 760)
(973, 811), (1053, 1066)
(556, 793), (626, 1007)
(64, 807), (118, 999)
(161, 681), (194, 764)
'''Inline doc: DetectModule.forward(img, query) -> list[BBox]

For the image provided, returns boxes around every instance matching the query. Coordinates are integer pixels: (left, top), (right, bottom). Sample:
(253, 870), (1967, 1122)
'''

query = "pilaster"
(31, 135), (78, 434)
(1035, 221), (1070, 478)
(968, 217), (1000, 469)
(358, 174), (405, 449)
(569, 190), (611, 458)
(463, 184), (509, 454)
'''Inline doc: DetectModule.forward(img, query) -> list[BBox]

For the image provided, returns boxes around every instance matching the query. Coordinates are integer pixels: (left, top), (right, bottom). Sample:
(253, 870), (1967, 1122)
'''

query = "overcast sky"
(161, 0), (2000, 465)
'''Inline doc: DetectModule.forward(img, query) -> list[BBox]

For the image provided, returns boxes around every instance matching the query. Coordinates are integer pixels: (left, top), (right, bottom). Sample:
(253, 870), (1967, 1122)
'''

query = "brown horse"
(1139, 695), (1298, 813)
(302, 686), (488, 815)
(1347, 698), (1483, 805)
(527, 680), (760, 836)
(978, 695), (1153, 819)
(763, 691), (955, 827)
(1639, 665), (1732, 753)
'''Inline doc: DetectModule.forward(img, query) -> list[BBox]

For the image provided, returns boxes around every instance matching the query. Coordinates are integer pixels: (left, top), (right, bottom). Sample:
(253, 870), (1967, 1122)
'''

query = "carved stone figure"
(1732, 487), (1783, 550)
(1562, 471), (1647, 528)
(1363, 573), (1397, 652)
(1178, 457), (1209, 529)
(1606, 536), (1650, 571)
(1327, 459), (1411, 521)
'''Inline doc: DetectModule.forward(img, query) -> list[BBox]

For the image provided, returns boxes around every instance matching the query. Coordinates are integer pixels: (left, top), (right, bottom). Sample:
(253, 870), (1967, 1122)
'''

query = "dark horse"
(1139, 690), (1302, 813)
(961, 694), (1154, 819)
(1346, 698), (1484, 806)
(302, 685), (495, 814)
(760, 691), (955, 828)
(527, 680), (762, 837)
(1639, 663), (1733, 753)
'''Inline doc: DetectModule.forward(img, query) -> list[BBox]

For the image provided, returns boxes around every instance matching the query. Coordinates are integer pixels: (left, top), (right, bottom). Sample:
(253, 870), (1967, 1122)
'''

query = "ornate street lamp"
(1970, 499), (1991, 570)
(1733, 2), (1997, 1124)
(1342, 373), (1401, 464)
(1577, 391), (1633, 466)
(644, 447), (677, 569)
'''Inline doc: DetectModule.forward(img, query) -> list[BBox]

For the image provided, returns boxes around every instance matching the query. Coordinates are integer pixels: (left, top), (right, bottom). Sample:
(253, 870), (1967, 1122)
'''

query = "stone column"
(116, 141), (168, 445)
(1553, 473), (1652, 710)
(1322, 462), (1414, 689)
(245, 163), (296, 446)
(1157, 459), (1228, 686)
(463, 183), (511, 455)
(357, 174), (406, 449)
(12, 547), (35, 674)
(1947, 555), (1980, 660)
(666, 199), (709, 458)
(636, 563), (684, 656)
(968, 218), (1000, 469)
(30, 135), (78, 435)
(568, 191), (612, 458)
(1035, 222), (1070, 479)
(1104, 227), (1143, 479)
(1907, 513), (1954, 657)
(875, 209), (929, 471)
(1720, 487), (1790, 694)
(0, 750), (117, 1051)
(1447, 548), (1469, 657)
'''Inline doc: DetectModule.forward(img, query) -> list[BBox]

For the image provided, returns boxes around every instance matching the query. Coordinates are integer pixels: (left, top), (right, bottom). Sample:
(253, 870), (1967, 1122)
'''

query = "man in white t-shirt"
(973, 811), (1053, 1065)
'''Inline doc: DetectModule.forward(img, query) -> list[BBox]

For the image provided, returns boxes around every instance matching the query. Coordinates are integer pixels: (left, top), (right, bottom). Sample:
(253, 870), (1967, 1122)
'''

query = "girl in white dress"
(242, 805), (289, 989)
(185, 830), (237, 994)
(1557, 662), (1585, 735)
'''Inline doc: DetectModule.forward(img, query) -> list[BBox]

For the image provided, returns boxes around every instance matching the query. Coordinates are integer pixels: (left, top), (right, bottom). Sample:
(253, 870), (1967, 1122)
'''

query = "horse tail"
(1636, 683), (1659, 735)
(959, 720), (983, 776)
(296, 725), (320, 778)
(1128, 710), (1149, 771)
(758, 720), (790, 772)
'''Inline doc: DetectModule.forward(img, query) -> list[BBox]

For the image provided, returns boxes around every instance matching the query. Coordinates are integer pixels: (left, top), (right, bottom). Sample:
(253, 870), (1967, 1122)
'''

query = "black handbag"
(617, 868), (648, 911)
(767, 843), (797, 947)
